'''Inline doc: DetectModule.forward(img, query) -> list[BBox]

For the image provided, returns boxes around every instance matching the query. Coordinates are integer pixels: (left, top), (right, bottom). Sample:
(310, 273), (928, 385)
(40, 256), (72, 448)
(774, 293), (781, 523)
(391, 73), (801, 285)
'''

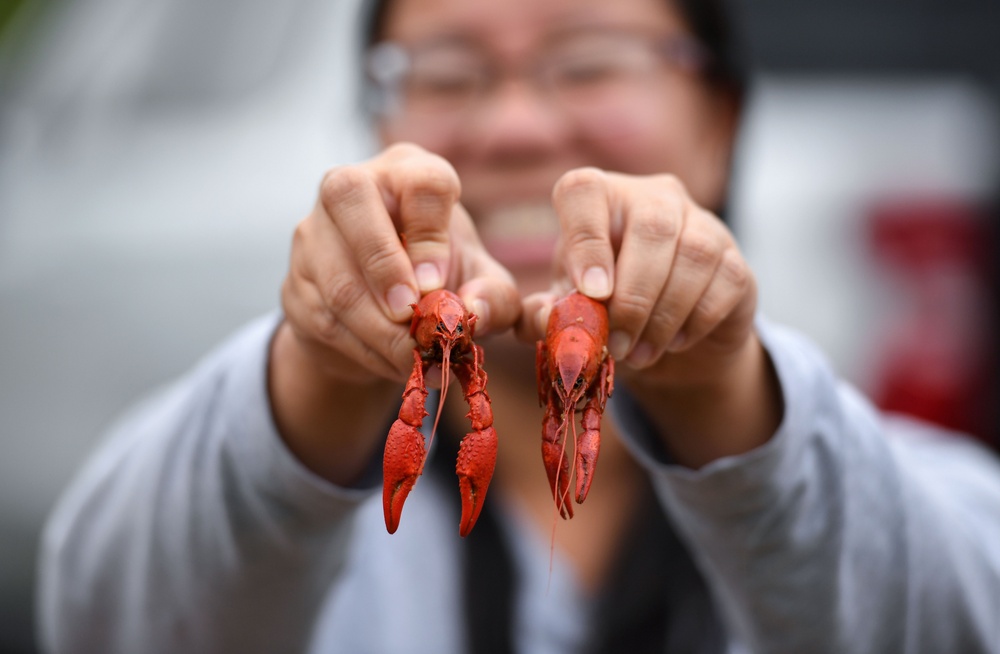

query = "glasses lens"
(366, 31), (704, 122)
(367, 42), (488, 116)
(404, 47), (487, 114)
(544, 33), (662, 104)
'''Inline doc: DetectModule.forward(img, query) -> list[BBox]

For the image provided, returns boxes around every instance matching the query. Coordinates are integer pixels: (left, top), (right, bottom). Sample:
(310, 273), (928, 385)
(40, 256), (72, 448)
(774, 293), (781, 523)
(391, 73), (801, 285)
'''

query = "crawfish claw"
(574, 403), (601, 504)
(382, 419), (428, 534)
(455, 425), (498, 537)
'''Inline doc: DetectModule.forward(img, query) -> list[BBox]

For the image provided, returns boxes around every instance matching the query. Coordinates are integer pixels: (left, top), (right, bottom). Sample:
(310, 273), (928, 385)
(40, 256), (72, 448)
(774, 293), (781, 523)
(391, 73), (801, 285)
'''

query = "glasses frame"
(363, 29), (711, 119)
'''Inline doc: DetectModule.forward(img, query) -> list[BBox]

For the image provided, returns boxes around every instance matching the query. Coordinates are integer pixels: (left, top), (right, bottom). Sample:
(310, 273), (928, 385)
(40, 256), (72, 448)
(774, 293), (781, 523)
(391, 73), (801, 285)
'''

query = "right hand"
(282, 142), (519, 383)
(269, 144), (519, 483)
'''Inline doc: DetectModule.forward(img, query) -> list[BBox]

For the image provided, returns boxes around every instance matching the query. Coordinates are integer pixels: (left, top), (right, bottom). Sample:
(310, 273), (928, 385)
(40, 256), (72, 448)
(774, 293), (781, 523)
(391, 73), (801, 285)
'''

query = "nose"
(464, 78), (571, 157)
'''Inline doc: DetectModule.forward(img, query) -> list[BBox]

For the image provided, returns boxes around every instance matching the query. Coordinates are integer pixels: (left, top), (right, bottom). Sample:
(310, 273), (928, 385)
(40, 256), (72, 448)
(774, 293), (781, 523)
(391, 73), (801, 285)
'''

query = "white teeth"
(477, 204), (560, 242)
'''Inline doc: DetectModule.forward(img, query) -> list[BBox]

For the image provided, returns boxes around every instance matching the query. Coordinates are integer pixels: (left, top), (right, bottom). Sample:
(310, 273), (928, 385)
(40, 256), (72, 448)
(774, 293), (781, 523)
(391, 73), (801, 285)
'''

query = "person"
(37, 0), (1000, 651)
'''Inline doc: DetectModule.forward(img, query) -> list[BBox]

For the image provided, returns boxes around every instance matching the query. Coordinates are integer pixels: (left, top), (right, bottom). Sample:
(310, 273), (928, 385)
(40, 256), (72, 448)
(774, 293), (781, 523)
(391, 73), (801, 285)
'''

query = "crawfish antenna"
(547, 407), (574, 593)
(428, 342), (452, 449)
(552, 405), (573, 518)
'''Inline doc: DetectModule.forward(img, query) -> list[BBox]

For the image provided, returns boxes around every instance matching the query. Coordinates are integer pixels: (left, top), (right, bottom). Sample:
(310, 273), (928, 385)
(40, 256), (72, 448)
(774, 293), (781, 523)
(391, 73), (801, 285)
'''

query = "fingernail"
(415, 262), (442, 292)
(668, 332), (686, 351)
(472, 299), (489, 330)
(581, 267), (610, 298)
(608, 331), (630, 360)
(627, 341), (654, 367)
(387, 284), (417, 320)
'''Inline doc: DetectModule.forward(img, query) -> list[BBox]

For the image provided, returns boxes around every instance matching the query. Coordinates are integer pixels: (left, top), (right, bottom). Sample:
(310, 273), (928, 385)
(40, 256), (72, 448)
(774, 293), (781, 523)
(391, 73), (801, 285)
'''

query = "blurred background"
(1, 0), (997, 651)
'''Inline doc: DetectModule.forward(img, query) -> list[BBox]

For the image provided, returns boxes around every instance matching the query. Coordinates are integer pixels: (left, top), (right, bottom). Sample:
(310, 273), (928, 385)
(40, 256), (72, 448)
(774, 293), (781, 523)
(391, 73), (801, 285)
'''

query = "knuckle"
(313, 306), (343, 344)
(384, 141), (426, 160)
(677, 231), (722, 268)
(691, 294), (727, 329)
(649, 293), (686, 332)
(322, 274), (366, 316)
(553, 167), (605, 202)
(650, 305), (683, 336)
(655, 173), (686, 197)
(720, 247), (751, 289)
(631, 208), (679, 243)
(290, 216), (318, 254)
(356, 235), (404, 279)
(389, 144), (460, 200)
(405, 221), (450, 247)
(405, 160), (460, 202)
(319, 166), (370, 211)
(564, 226), (606, 254)
(612, 286), (656, 323)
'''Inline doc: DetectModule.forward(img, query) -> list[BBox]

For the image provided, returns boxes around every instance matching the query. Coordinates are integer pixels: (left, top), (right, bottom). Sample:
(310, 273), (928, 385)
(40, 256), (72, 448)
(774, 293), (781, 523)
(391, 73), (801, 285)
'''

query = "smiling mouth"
(476, 204), (560, 267)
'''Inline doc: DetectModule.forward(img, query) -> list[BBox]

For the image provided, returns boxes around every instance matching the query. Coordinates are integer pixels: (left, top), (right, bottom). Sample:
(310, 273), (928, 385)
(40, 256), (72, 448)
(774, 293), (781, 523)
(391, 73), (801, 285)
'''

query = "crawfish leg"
(382, 349), (430, 534)
(454, 344), (498, 537)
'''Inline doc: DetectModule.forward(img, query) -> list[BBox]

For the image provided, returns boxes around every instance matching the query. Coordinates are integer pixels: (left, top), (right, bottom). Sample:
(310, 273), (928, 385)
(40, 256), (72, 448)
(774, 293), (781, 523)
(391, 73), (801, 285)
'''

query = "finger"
(605, 180), (684, 360)
(457, 272), (520, 337)
(551, 167), (615, 300)
(628, 210), (728, 367)
(293, 214), (418, 376)
(319, 166), (419, 322)
(282, 272), (406, 382)
(437, 202), (521, 336)
(516, 290), (560, 343)
(373, 143), (460, 292)
(673, 246), (755, 350)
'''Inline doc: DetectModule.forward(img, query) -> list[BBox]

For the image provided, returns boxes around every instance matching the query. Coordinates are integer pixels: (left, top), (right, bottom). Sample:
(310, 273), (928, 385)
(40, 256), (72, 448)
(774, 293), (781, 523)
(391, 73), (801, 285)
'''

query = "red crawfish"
(536, 292), (614, 519)
(382, 289), (498, 537)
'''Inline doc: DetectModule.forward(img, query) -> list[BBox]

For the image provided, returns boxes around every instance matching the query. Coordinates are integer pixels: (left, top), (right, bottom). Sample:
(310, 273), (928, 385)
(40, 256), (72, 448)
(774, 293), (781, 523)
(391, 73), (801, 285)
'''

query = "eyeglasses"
(364, 29), (709, 120)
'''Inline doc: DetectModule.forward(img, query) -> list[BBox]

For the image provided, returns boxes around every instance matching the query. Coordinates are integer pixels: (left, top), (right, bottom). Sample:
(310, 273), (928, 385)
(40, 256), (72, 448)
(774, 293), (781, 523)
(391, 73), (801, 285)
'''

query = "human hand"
(270, 143), (519, 483)
(519, 168), (780, 467)
(281, 142), (520, 386)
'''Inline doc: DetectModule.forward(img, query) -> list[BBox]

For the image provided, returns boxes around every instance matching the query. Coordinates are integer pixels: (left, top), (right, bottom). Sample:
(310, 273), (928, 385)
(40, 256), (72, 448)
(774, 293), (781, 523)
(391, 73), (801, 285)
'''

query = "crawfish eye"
(456, 324), (463, 334)
(438, 321), (447, 333)
(574, 376), (585, 390)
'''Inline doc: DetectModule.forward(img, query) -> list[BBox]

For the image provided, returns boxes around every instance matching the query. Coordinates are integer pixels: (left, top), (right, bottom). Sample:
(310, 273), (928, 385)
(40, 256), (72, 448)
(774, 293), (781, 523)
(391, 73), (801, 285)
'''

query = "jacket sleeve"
(614, 318), (1000, 653)
(38, 314), (380, 654)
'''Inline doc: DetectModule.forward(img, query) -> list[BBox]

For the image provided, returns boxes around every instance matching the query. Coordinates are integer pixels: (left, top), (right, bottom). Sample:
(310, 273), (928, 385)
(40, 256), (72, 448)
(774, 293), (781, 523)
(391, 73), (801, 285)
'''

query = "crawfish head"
(411, 290), (475, 367)
(536, 292), (614, 519)
(550, 327), (602, 407)
(383, 289), (496, 537)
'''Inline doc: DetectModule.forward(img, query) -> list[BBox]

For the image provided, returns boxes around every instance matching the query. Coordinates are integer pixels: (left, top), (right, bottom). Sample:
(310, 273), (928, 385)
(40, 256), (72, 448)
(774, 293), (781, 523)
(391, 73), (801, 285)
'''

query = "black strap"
(428, 426), (517, 654)
(428, 425), (723, 654)
(586, 480), (725, 654)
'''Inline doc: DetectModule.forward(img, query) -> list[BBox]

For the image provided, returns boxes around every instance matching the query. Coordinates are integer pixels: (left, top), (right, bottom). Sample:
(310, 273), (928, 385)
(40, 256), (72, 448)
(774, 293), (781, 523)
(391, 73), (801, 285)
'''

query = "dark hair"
(674, 0), (748, 97)
(359, 0), (748, 98)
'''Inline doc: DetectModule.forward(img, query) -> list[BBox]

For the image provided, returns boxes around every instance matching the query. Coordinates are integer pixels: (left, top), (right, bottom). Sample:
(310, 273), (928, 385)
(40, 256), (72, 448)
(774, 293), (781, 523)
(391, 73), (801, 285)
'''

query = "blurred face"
(374, 0), (738, 283)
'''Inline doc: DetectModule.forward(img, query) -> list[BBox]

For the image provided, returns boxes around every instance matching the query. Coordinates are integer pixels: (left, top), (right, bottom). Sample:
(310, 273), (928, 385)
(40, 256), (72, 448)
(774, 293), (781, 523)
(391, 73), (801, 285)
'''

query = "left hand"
(518, 167), (757, 390)
(518, 168), (777, 467)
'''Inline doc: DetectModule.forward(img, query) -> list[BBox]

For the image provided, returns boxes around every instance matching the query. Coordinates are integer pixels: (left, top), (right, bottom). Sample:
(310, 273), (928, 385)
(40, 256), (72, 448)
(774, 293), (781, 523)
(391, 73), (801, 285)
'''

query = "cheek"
(576, 86), (722, 194)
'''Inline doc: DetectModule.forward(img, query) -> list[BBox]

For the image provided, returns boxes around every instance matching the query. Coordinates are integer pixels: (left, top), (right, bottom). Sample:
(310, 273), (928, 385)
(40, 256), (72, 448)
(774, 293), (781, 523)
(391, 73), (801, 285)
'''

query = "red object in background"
(867, 200), (997, 445)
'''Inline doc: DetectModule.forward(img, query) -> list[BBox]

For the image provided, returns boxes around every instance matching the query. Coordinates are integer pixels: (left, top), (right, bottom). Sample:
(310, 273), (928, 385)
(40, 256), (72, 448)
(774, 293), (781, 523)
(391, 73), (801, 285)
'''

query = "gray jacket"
(38, 314), (1000, 653)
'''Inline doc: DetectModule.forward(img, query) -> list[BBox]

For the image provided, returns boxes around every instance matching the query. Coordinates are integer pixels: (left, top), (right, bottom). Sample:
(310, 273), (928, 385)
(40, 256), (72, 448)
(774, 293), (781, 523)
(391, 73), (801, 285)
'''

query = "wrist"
(629, 334), (783, 469)
(268, 321), (398, 485)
